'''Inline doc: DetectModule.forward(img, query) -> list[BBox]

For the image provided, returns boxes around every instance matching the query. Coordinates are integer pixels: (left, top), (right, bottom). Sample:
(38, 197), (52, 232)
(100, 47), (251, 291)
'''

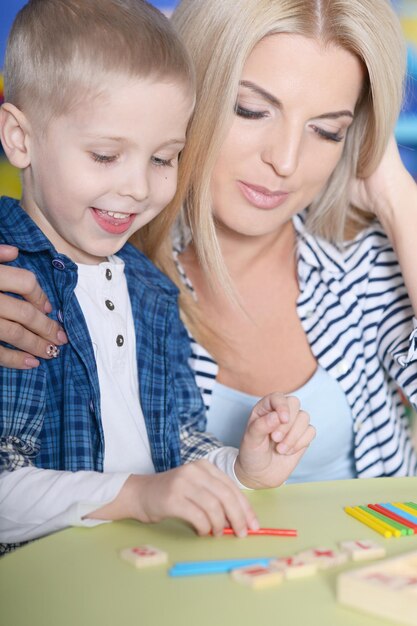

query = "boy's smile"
(20, 76), (193, 264)
(91, 208), (137, 235)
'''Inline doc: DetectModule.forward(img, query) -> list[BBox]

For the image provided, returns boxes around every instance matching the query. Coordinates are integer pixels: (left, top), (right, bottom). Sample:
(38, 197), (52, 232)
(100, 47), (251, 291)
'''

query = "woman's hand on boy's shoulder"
(0, 244), (67, 368)
(235, 393), (315, 489)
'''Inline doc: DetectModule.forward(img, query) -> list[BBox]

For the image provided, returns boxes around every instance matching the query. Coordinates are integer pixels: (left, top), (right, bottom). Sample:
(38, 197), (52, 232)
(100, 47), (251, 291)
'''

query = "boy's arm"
(84, 460), (259, 537)
(0, 366), (47, 471)
(0, 365), (128, 546)
(0, 467), (129, 544)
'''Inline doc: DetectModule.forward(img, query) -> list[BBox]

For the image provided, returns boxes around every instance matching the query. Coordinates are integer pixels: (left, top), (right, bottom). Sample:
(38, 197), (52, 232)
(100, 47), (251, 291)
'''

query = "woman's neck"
(214, 219), (297, 282)
(179, 217), (317, 396)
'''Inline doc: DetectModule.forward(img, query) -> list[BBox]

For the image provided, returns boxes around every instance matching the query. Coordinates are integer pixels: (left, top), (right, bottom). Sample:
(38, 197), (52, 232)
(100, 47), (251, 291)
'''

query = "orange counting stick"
(221, 528), (298, 537)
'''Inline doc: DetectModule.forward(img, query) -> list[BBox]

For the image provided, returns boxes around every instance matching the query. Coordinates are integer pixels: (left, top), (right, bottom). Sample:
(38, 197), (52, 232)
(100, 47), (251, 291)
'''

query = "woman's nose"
(261, 122), (302, 177)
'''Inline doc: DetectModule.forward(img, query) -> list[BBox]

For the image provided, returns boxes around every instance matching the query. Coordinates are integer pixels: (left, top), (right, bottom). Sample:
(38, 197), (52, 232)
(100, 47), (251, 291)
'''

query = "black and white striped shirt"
(178, 213), (417, 478)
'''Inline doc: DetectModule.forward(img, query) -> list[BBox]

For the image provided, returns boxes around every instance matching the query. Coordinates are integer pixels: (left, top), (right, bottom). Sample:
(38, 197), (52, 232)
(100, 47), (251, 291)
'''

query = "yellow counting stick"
(358, 506), (406, 537)
(345, 506), (392, 538)
(357, 507), (402, 537)
(392, 502), (417, 520)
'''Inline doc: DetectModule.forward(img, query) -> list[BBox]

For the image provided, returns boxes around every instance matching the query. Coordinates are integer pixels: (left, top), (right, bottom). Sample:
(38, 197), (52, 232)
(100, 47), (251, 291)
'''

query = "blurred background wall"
(0, 0), (416, 198)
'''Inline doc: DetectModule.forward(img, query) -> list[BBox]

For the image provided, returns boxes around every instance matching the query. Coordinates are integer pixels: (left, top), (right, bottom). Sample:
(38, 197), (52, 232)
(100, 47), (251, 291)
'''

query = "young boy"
(0, 0), (314, 553)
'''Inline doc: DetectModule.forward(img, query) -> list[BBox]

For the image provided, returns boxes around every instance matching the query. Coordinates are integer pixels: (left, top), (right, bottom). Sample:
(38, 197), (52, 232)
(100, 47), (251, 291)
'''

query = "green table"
(1, 477), (417, 626)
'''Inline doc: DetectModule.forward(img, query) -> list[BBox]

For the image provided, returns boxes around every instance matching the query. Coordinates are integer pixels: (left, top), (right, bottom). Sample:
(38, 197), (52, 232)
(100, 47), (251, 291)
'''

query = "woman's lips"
(238, 181), (289, 210)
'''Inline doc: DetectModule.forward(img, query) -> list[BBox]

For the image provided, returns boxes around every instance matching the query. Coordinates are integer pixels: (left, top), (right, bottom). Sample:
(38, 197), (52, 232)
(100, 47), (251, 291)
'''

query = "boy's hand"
(0, 244), (67, 368)
(235, 394), (315, 489)
(88, 460), (259, 537)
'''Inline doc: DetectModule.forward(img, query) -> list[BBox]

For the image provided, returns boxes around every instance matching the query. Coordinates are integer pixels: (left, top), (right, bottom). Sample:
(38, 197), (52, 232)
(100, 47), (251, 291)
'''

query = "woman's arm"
(0, 245), (67, 368)
(351, 137), (417, 416)
(351, 136), (417, 314)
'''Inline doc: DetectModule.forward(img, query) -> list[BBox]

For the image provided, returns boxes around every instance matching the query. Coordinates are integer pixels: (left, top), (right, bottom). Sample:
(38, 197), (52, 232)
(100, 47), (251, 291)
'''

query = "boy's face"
(22, 76), (193, 263)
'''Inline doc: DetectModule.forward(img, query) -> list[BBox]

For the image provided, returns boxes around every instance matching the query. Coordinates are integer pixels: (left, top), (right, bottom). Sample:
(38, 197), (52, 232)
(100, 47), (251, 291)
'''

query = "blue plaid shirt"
(0, 196), (220, 475)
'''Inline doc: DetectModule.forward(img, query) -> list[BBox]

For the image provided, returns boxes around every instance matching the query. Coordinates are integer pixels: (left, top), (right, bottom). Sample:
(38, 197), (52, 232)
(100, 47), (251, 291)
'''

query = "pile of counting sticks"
(345, 501), (417, 538)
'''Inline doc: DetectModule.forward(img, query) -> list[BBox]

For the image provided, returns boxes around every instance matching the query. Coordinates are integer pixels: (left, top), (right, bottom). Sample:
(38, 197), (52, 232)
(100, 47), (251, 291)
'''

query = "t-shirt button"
(116, 334), (124, 347)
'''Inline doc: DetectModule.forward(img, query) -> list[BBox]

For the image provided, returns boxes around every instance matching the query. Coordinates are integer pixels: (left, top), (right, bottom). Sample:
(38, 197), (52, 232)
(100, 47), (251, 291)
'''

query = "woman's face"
(210, 34), (364, 239)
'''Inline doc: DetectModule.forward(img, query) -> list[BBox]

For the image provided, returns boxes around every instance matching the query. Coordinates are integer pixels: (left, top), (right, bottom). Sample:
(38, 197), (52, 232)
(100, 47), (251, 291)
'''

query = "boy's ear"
(0, 103), (32, 169)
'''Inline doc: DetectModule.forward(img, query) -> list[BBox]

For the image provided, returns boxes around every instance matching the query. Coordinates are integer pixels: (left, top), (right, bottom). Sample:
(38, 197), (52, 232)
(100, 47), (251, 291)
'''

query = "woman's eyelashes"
(235, 104), (346, 143)
(311, 125), (344, 142)
(234, 104), (268, 119)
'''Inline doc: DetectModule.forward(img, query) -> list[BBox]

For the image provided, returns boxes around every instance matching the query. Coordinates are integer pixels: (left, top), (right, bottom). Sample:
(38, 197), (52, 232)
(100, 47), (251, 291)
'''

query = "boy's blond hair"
(4, 0), (195, 269)
(4, 0), (194, 130)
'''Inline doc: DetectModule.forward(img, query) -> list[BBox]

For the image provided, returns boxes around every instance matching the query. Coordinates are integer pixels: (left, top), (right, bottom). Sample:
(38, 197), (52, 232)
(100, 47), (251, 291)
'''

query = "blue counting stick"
(169, 557), (273, 577)
(381, 503), (417, 524)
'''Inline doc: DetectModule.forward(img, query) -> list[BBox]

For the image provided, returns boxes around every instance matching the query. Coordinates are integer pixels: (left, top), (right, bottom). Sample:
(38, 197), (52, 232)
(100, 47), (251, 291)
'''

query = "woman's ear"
(0, 103), (32, 169)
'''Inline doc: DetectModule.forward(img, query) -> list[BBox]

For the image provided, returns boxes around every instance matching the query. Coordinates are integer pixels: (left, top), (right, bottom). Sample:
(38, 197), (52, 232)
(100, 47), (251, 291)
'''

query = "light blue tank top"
(206, 366), (356, 483)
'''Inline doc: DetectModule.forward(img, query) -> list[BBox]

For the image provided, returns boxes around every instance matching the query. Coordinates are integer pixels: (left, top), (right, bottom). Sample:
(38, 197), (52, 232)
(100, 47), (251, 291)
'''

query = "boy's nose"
(119, 166), (149, 202)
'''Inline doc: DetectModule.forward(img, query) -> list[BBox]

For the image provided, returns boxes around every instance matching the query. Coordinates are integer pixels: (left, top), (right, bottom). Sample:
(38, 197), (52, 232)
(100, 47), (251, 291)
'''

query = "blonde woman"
(1, 0), (416, 480)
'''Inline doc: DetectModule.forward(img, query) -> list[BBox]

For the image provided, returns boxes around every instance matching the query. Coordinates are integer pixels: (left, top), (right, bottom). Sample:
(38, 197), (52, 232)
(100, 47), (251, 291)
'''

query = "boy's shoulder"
(117, 242), (178, 298)
(0, 196), (52, 254)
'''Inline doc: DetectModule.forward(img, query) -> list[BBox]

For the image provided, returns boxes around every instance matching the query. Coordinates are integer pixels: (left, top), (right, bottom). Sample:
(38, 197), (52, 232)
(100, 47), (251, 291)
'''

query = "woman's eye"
(234, 104), (267, 120)
(312, 126), (344, 143)
(91, 153), (118, 164)
(151, 156), (175, 167)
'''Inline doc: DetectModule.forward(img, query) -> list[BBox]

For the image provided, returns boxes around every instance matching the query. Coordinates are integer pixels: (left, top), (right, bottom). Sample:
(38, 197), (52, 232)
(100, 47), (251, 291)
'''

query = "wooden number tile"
(120, 545), (168, 568)
(296, 547), (348, 569)
(271, 556), (318, 579)
(230, 564), (284, 589)
(339, 539), (386, 561)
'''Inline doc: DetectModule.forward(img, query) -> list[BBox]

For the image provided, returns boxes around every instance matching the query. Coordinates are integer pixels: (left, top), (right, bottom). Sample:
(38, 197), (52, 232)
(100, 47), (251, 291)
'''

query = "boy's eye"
(234, 104), (268, 120)
(151, 155), (176, 168)
(311, 125), (344, 143)
(91, 153), (118, 164)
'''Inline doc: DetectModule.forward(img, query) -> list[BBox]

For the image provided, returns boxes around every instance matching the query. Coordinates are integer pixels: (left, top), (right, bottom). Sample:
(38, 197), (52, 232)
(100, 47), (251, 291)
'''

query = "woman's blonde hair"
(172, 0), (406, 285)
